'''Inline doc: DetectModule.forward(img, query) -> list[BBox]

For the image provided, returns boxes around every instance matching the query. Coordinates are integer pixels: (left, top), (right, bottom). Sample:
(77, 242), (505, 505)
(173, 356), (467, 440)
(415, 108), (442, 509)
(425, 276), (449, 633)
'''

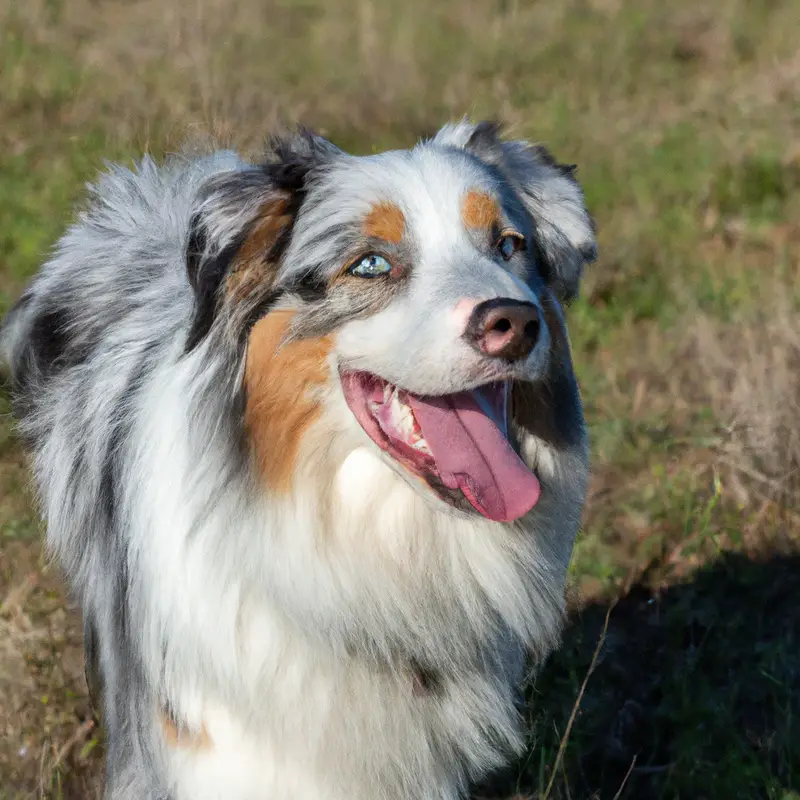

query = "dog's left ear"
(435, 120), (597, 302)
(185, 129), (341, 351)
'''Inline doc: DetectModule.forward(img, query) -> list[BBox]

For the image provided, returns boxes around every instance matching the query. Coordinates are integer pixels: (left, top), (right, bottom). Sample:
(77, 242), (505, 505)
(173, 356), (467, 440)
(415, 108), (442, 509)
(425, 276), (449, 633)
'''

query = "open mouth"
(340, 372), (541, 522)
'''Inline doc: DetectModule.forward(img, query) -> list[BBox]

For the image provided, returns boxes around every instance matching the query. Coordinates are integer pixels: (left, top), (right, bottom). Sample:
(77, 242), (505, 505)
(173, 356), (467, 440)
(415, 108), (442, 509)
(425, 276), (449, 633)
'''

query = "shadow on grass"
(485, 552), (800, 799)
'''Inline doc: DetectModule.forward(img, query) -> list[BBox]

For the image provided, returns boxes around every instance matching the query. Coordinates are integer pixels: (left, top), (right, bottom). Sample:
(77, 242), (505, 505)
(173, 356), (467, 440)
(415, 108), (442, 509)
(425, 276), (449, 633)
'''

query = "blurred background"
(0, 0), (798, 797)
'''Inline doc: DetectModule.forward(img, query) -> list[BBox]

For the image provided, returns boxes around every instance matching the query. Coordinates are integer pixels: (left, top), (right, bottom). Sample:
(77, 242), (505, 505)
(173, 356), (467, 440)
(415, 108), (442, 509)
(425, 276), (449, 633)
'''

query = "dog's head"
(186, 121), (596, 523)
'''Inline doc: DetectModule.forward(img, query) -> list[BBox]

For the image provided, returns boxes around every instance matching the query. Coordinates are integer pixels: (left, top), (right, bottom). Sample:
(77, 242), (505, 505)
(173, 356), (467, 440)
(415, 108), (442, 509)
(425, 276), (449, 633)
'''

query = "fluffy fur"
(2, 119), (596, 800)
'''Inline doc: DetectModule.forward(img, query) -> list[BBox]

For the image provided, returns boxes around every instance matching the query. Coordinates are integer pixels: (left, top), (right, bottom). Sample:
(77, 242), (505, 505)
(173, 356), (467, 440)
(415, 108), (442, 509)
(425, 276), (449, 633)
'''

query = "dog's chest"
(159, 447), (531, 799)
(162, 661), (512, 800)
(334, 445), (410, 510)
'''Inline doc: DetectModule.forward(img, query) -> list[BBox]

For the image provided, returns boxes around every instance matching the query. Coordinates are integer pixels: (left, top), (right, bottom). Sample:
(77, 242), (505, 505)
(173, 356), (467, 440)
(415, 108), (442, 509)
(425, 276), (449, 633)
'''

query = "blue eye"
(349, 254), (393, 278)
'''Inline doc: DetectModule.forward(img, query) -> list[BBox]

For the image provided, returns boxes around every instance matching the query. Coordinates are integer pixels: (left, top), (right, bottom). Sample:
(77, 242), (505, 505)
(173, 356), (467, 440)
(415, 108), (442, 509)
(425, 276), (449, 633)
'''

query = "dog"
(2, 119), (596, 800)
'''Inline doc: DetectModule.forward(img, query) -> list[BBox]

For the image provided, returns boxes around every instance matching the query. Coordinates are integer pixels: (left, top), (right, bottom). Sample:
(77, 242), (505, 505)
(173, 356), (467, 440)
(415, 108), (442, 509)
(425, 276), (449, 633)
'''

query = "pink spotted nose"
(463, 298), (540, 362)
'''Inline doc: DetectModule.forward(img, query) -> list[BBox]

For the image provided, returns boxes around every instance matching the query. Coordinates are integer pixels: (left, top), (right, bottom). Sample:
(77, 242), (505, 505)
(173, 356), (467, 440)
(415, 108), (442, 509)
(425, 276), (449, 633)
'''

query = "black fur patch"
(83, 611), (103, 713)
(185, 214), (208, 293)
(290, 270), (330, 304)
(185, 225), (248, 352)
(9, 303), (95, 412)
(464, 119), (505, 154)
(409, 659), (443, 696)
(512, 295), (584, 450)
(526, 225), (558, 297)
(29, 306), (71, 371)
(237, 288), (283, 344)
(513, 367), (583, 451)
(98, 341), (158, 531)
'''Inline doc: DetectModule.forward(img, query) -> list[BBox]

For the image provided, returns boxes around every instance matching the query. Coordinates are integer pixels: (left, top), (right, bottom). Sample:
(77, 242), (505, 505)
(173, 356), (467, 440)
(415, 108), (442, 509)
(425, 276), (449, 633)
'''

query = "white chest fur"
(137, 393), (573, 799)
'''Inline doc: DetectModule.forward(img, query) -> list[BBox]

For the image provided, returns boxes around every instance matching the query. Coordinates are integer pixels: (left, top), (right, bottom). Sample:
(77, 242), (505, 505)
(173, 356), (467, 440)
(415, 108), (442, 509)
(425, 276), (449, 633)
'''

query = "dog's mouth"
(340, 371), (541, 522)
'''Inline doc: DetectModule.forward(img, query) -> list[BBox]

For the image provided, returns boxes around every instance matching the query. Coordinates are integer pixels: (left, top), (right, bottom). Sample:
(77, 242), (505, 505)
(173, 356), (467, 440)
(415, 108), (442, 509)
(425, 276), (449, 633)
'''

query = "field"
(1, 0), (798, 797)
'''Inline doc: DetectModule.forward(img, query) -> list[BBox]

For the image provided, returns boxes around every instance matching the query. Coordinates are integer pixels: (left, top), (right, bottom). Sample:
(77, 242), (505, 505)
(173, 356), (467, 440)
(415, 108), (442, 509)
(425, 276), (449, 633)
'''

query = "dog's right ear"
(434, 120), (597, 303)
(185, 129), (340, 351)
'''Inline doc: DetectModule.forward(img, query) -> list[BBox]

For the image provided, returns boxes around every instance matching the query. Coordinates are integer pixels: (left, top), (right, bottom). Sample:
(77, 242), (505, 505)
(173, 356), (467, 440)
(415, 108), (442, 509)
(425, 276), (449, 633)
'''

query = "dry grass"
(1, 0), (799, 796)
(0, 541), (101, 799)
(694, 304), (800, 508)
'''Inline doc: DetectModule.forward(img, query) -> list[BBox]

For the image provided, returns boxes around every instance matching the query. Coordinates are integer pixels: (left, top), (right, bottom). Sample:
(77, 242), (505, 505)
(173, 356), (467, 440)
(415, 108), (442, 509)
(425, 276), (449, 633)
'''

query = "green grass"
(1, 0), (799, 796)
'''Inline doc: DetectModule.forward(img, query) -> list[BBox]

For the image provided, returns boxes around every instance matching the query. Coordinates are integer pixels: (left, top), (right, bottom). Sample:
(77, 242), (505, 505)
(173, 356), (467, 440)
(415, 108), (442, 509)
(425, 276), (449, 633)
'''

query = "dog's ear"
(435, 120), (597, 303)
(185, 129), (340, 351)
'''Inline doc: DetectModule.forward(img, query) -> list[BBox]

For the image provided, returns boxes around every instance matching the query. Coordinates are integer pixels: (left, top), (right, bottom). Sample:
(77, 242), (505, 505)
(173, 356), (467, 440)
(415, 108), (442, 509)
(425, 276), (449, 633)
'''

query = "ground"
(0, 0), (798, 798)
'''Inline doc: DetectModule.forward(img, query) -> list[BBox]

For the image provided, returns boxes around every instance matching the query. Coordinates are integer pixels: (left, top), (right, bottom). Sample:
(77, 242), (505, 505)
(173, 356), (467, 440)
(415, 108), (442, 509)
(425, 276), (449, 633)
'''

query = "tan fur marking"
(461, 190), (500, 231)
(161, 712), (212, 750)
(225, 197), (292, 301)
(363, 202), (406, 244)
(244, 310), (333, 492)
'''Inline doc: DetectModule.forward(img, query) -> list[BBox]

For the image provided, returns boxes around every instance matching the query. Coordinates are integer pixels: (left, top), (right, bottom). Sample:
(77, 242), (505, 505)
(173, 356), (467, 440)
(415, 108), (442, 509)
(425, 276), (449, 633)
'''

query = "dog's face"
(187, 121), (596, 523)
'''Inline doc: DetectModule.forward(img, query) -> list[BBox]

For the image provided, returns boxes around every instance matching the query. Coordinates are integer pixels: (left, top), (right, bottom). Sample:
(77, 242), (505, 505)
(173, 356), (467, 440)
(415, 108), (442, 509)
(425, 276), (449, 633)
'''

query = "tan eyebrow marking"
(362, 202), (406, 244)
(461, 190), (501, 231)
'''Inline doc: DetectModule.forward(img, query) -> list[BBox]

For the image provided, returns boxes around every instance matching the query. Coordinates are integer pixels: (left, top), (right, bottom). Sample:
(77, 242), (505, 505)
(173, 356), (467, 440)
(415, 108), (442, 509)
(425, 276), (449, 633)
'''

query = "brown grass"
(0, 542), (101, 798)
(693, 300), (800, 508)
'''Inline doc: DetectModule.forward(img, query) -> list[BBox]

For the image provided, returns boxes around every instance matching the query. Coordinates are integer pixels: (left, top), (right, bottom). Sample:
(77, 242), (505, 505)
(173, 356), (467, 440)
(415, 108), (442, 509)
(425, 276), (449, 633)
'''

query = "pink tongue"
(407, 388), (541, 522)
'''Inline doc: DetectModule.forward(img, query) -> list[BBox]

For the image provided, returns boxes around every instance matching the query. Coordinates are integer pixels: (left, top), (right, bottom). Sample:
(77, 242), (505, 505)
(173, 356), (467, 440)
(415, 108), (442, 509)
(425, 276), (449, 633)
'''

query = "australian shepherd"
(2, 120), (596, 800)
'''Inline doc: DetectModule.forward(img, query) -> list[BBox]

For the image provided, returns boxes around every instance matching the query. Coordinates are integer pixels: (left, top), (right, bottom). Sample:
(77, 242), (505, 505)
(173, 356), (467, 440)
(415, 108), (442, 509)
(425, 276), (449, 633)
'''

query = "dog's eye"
(349, 254), (393, 278)
(497, 233), (525, 261)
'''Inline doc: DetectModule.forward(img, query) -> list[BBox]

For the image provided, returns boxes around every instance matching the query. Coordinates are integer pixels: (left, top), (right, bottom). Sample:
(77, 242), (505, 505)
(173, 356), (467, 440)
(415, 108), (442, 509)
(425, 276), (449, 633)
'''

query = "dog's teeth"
(373, 384), (427, 450)
(393, 399), (415, 438)
(389, 390), (403, 415)
(412, 438), (431, 454)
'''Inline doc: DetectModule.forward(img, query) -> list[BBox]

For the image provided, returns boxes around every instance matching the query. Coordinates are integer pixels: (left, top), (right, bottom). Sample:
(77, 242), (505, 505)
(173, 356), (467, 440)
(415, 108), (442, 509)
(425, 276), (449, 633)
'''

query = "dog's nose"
(463, 298), (540, 362)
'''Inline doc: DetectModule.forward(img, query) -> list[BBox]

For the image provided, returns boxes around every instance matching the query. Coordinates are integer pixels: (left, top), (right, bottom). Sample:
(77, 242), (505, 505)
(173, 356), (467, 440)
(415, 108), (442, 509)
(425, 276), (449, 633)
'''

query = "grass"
(0, 0), (798, 797)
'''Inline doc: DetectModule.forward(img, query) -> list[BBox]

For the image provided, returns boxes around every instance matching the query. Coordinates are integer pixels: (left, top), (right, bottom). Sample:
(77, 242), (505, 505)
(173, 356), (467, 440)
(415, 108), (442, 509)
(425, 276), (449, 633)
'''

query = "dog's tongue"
(407, 387), (541, 522)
